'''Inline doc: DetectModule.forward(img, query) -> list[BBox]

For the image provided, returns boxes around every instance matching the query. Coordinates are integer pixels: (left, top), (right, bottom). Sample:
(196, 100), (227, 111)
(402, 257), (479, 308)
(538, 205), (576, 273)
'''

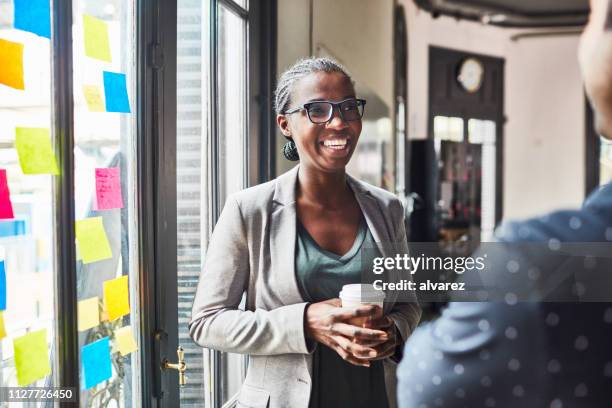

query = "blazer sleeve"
(387, 198), (422, 351)
(189, 195), (312, 355)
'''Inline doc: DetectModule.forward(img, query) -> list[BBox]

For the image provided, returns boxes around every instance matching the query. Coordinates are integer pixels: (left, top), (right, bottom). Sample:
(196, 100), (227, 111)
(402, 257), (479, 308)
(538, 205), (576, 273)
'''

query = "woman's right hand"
(304, 298), (389, 367)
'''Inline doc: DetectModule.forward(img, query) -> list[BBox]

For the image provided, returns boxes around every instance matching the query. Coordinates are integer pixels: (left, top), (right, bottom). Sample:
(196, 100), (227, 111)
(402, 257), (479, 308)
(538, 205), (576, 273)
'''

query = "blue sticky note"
(14, 0), (51, 39)
(103, 72), (131, 113)
(0, 261), (5, 311)
(81, 337), (112, 389)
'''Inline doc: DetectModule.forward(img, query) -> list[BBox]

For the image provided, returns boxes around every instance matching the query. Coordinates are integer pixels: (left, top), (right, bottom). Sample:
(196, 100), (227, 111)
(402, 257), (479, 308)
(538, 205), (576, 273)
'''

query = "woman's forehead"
(291, 71), (355, 102)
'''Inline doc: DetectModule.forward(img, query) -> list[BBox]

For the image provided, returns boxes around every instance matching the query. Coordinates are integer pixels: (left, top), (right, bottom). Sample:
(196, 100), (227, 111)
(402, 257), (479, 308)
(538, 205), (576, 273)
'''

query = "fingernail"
(369, 351), (377, 357)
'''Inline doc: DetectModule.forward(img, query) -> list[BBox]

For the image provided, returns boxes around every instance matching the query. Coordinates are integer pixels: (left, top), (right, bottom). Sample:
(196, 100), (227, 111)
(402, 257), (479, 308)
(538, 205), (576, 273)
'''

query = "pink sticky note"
(94, 168), (123, 210)
(0, 170), (14, 219)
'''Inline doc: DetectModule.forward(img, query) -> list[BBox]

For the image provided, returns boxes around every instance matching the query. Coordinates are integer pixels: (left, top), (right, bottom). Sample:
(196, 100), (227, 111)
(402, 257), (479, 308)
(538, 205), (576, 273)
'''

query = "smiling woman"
(189, 57), (421, 408)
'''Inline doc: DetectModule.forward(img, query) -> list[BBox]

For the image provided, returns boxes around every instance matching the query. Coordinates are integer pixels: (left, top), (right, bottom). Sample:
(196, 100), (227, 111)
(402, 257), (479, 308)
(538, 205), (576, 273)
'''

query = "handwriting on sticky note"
(0, 38), (25, 90)
(83, 85), (105, 112)
(0, 170), (14, 219)
(14, 329), (51, 386)
(115, 326), (138, 356)
(103, 275), (129, 321)
(75, 217), (112, 264)
(81, 337), (112, 389)
(0, 261), (6, 311)
(83, 15), (111, 62)
(15, 128), (59, 175)
(78, 297), (100, 332)
(95, 168), (123, 210)
(14, 0), (51, 39)
(103, 71), (131, 113)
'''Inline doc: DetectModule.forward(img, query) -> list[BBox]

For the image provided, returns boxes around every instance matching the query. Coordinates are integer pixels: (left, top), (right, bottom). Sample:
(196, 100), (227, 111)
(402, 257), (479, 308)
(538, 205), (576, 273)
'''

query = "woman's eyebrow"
(305, 96), (357, 103)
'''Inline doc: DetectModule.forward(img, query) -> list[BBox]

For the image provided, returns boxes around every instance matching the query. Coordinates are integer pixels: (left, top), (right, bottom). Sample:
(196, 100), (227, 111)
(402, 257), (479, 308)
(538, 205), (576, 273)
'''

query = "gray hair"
(274, 57), (353, 115)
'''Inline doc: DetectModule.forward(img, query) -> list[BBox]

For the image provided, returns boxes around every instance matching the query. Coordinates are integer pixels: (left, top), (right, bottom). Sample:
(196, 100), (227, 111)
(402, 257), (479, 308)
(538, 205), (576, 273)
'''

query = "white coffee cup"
(340, 284), (385, 326)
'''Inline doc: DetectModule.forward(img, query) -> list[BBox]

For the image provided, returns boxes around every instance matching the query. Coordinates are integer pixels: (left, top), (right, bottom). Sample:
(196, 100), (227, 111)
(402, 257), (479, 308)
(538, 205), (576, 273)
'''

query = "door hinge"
(149, 43), (164, 70)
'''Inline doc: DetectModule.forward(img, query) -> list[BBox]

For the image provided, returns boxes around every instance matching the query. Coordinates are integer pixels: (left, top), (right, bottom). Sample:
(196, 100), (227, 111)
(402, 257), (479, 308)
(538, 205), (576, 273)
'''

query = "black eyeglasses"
(284, 98), (366, 124)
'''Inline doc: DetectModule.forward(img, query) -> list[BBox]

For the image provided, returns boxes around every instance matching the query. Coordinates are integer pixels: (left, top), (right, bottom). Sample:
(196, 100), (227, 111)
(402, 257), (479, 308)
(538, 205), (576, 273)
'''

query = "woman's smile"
(320, 136), (351, 157)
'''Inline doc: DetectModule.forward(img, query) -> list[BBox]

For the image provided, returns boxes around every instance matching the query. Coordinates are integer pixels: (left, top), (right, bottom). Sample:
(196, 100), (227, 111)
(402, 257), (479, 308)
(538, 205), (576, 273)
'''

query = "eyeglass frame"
(283, 98), (367, 124)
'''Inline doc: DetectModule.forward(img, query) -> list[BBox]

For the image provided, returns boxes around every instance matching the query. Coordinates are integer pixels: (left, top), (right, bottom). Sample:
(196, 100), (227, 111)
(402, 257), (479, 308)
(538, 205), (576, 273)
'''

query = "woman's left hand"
(358, 316), (398, 361)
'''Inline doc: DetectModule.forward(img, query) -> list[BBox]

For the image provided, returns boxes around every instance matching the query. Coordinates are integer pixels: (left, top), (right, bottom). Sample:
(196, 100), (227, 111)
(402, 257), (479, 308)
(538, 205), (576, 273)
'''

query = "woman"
(189, 57), (421, 408)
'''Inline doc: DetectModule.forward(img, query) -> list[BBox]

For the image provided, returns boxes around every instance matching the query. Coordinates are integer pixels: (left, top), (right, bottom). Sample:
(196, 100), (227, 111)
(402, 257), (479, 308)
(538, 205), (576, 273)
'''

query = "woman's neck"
(297, 164), (351, 208)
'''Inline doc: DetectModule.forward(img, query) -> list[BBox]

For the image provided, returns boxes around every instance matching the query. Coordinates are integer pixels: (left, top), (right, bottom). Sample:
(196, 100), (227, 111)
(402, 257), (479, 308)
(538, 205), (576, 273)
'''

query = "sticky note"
(15, 128), (59, 175)
(95, 168), (123, 210)
(14, 329), (51, 386)
(115, 326), (138, 356)
(103, 71), (131, 113)
(0, 39), (25, 90)
(103, 276), (129, 321)
(78, 297), (100, 331)
(14, 0), (51, 39)
(0, 170), (14, 219)
(83, 15), (111, 62)
(81, 337), (112, 389)
(83, 85), (105, 112)
(0, 261), (5, 311)
(0, 312), (6, 340)
(75, 217), (112, 264)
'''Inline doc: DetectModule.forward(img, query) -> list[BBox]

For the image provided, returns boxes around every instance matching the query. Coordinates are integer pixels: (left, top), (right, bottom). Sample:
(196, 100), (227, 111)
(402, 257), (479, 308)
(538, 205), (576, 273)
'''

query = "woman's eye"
(309, 105), (327, 116)
(343, 102), (358, 111)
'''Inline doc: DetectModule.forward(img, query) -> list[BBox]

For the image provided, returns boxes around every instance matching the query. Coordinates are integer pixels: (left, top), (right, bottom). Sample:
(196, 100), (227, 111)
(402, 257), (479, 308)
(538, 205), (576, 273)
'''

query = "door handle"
(162, 346), (187, 386)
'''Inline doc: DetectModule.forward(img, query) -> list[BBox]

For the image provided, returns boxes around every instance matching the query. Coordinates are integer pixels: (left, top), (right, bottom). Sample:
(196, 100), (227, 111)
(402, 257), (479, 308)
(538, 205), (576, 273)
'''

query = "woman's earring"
(283, 139), (299, 161)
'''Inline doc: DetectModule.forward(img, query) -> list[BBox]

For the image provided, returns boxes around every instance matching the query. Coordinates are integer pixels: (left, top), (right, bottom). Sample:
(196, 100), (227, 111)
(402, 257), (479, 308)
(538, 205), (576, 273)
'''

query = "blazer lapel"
(269, 165), (305, 305)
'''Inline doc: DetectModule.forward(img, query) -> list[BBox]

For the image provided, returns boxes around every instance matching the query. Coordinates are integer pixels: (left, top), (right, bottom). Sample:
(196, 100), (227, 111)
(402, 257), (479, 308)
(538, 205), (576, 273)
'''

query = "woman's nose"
(326, 107), (349, 128)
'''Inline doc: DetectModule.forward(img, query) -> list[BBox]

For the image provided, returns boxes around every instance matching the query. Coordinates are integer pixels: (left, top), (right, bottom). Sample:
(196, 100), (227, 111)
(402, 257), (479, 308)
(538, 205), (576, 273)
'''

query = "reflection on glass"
(434, 116), (463, 143)
(72, 1), (140, 406)
(0, 0), (56, 390)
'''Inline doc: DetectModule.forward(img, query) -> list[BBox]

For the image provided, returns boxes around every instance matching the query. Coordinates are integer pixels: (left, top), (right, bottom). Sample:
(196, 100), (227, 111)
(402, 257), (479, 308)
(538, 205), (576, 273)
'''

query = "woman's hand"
(361, 315), (399, 361)
(305, 298), (388, 367)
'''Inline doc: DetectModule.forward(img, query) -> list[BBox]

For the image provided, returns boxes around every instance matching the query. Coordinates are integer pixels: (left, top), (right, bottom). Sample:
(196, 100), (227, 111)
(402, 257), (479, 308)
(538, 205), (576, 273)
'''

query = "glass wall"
(0, 0), (57, 392)
(72, 0), (140, 406)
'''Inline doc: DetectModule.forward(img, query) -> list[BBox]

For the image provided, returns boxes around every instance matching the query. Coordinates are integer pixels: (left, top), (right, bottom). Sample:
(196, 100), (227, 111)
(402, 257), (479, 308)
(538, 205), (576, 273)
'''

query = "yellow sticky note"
(103, 276), (130, 321)
(75, 217), (112, 264)
(13, 329), (51, 386)
(83, 85), (105, 112)
(15, 128), (59, 175)
(78, 297), (100, 331)
(0, 312), (6, 339)
(0, 38), (25, 90)
(115, 326), (138, 356)
(83, 15), (111, 62)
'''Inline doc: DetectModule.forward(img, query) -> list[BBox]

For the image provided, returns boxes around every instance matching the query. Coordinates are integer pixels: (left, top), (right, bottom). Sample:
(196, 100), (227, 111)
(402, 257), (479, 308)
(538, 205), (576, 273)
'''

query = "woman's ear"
(277, 114), (292, 138)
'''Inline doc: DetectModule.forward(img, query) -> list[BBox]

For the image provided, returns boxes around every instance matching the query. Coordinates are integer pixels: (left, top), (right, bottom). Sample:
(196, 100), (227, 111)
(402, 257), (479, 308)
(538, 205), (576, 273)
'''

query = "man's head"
(579, 0), (612, 140)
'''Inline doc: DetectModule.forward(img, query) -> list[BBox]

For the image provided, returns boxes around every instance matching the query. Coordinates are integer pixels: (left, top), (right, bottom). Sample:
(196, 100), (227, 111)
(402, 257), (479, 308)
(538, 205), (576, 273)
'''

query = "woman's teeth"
(323, 139), (348, 150)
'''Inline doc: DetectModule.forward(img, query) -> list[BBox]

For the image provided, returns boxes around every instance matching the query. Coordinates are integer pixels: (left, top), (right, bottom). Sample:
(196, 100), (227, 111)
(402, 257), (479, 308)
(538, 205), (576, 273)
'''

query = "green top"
(296, 219), (389, 408)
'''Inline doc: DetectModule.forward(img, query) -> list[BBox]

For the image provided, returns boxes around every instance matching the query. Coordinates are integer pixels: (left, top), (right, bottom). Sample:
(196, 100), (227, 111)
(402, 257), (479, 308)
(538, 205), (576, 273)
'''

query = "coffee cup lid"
(339, 284), (385, 302)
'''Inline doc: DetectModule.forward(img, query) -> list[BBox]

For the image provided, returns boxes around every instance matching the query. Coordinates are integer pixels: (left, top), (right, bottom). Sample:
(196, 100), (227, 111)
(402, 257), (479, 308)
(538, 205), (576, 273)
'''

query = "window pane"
(218, 4), (247, 405)
(0, 0), (57, 390)
(72, 1), (140, 406)
(177, 0), (210, 405)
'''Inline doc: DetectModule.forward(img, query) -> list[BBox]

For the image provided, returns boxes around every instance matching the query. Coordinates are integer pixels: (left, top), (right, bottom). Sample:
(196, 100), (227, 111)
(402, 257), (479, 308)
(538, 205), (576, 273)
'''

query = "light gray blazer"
(189, 165), (421, 408)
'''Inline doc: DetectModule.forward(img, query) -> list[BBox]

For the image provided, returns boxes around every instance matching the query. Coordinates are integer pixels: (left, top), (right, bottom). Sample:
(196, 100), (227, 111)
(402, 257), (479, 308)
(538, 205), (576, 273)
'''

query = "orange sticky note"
(103, 276), (130, 321)
(75, 217), (112, 264)
(15, 128), (59, 175)
(83, 85), (105, 112)
(0, 39), (25, 90)
(78, 297), (100, 331)
(14, 329), (51, 386)
(115, 326), (138, 356)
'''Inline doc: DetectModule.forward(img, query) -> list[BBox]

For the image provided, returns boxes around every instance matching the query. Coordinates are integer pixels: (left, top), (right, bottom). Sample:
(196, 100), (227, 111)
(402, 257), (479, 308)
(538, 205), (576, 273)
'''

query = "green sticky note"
(75, 217), (112, 264)
(14, 329), (52, 386)
(15, 128), (59, 175)
(83, 15), (111, 62)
